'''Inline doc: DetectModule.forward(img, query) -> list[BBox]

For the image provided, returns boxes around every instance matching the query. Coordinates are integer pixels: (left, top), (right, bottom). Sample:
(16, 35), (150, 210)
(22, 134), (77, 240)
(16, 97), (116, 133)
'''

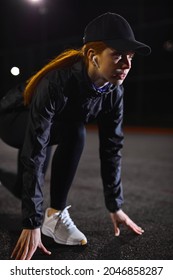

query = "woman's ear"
(87, 48), (95, 62)
(87, 49), (99, 68)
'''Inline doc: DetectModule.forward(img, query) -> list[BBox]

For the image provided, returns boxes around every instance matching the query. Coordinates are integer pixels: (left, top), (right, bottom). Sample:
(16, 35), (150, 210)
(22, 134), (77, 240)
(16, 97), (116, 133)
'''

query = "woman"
(0, 12), (151, 260)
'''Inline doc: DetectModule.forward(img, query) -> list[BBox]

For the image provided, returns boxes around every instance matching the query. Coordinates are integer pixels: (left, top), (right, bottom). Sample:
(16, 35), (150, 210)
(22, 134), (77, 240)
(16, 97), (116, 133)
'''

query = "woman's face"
(93, 47), (135, 86)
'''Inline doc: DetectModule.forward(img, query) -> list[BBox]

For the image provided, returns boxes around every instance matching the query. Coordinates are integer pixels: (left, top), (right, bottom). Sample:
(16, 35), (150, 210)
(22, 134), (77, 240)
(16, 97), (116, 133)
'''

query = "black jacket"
(1, 60), (124, 229)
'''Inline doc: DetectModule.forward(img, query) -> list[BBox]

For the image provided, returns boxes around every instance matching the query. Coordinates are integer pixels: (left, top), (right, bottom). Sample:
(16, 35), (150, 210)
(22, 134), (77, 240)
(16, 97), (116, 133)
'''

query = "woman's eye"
(114, 55), (122, 60)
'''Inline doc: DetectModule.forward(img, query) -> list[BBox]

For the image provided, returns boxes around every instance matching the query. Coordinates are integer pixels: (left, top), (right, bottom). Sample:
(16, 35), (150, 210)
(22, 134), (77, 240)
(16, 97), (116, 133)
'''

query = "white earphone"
(92, 56), (99, 68)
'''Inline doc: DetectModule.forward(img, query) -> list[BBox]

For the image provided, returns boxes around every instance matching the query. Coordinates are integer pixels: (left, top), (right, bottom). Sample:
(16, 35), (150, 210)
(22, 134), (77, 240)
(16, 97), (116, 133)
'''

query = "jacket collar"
(71, 60), (118, 97)
(71, 60), (101, 97)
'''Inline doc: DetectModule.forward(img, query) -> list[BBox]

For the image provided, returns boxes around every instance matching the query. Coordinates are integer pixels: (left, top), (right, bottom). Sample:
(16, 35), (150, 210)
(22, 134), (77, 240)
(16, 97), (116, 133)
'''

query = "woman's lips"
(113, 72), (126, 79)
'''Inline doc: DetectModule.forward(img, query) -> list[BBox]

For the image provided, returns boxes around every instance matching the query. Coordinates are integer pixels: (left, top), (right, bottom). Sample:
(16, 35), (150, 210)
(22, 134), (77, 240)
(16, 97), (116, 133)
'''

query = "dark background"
(1, 0), (173, 127)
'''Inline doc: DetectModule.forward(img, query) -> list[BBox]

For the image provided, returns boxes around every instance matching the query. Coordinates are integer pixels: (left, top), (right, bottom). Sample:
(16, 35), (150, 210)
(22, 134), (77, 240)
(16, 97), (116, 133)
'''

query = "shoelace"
(53, 205), (75, 229)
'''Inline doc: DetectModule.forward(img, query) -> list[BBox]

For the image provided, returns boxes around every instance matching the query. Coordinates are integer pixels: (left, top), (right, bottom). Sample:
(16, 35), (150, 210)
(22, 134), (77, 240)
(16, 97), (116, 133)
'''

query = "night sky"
(1, 0), (172, 49)
(1, 0), (173, 126)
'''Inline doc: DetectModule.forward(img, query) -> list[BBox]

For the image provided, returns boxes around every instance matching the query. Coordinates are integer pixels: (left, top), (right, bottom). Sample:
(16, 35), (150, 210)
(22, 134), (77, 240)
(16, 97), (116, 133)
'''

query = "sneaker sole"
(42, 225), (87, 246)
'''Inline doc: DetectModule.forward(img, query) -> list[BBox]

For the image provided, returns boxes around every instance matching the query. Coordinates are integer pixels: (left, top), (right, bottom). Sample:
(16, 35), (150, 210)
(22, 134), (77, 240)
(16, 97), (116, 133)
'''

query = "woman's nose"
(121, 56), (131, 69)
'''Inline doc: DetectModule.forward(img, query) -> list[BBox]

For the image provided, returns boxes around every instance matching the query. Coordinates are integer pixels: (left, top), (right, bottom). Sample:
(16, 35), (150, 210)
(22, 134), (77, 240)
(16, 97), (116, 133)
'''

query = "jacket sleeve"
(21, 77), (65, 229)
(97, 86), (124, 212)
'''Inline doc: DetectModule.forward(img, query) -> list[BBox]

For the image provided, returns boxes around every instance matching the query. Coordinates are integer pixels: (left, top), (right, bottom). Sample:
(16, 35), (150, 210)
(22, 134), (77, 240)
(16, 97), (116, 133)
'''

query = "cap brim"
(103, 39), (151, 55)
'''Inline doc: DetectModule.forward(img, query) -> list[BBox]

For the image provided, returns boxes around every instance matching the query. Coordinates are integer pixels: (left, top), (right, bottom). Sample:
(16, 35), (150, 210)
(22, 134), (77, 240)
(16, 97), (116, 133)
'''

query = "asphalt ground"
(0, 127), (173, 260)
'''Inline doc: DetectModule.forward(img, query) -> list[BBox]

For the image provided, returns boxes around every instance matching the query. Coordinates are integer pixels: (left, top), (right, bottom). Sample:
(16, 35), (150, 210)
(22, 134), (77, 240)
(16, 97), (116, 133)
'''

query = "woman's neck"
(87, 64), (107, 87)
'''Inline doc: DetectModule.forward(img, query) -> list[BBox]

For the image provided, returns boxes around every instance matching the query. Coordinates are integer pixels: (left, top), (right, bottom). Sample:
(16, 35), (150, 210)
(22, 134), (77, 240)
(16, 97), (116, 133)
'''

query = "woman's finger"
(39, 242), (52, 256)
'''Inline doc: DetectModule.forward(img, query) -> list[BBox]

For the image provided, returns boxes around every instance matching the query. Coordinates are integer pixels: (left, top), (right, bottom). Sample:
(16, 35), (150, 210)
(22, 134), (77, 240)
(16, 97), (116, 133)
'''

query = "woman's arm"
(98, 86), (144, 235)
(97, 86), (124, 212)
(11, 75), (66, 259)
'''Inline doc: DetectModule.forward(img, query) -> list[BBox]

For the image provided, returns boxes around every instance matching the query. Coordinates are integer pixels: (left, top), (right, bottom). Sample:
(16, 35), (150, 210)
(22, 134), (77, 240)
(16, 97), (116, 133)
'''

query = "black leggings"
(0, 110), (86, 210)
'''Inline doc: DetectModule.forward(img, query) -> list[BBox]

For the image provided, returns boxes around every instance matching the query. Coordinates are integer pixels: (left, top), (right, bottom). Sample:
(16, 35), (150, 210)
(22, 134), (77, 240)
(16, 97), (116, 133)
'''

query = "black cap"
(83, 12), (151, 55)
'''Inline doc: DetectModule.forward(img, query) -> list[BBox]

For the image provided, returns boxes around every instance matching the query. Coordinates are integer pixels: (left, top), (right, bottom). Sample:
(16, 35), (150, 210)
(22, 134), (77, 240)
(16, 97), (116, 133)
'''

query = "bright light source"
(25, 0), (47, 14)
(25, 0), (43, 4)
(28, 0), (43, 3)
(11, 67), (20, 76)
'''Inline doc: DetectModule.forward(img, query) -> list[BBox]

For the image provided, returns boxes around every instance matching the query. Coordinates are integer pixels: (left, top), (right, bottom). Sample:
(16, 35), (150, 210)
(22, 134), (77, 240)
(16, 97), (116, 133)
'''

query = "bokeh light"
(10, 67), (20, 76)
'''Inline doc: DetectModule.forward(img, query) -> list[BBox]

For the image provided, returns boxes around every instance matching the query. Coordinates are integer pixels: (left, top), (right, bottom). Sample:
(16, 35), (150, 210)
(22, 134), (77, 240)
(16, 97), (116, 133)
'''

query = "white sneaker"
(41, 205), (87, 245)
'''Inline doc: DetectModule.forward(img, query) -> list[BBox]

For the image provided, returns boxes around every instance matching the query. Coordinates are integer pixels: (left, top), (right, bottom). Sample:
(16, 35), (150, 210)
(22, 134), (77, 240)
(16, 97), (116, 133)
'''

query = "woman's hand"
(110, 209), (144, 236)
(11, 228), (51, 260)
